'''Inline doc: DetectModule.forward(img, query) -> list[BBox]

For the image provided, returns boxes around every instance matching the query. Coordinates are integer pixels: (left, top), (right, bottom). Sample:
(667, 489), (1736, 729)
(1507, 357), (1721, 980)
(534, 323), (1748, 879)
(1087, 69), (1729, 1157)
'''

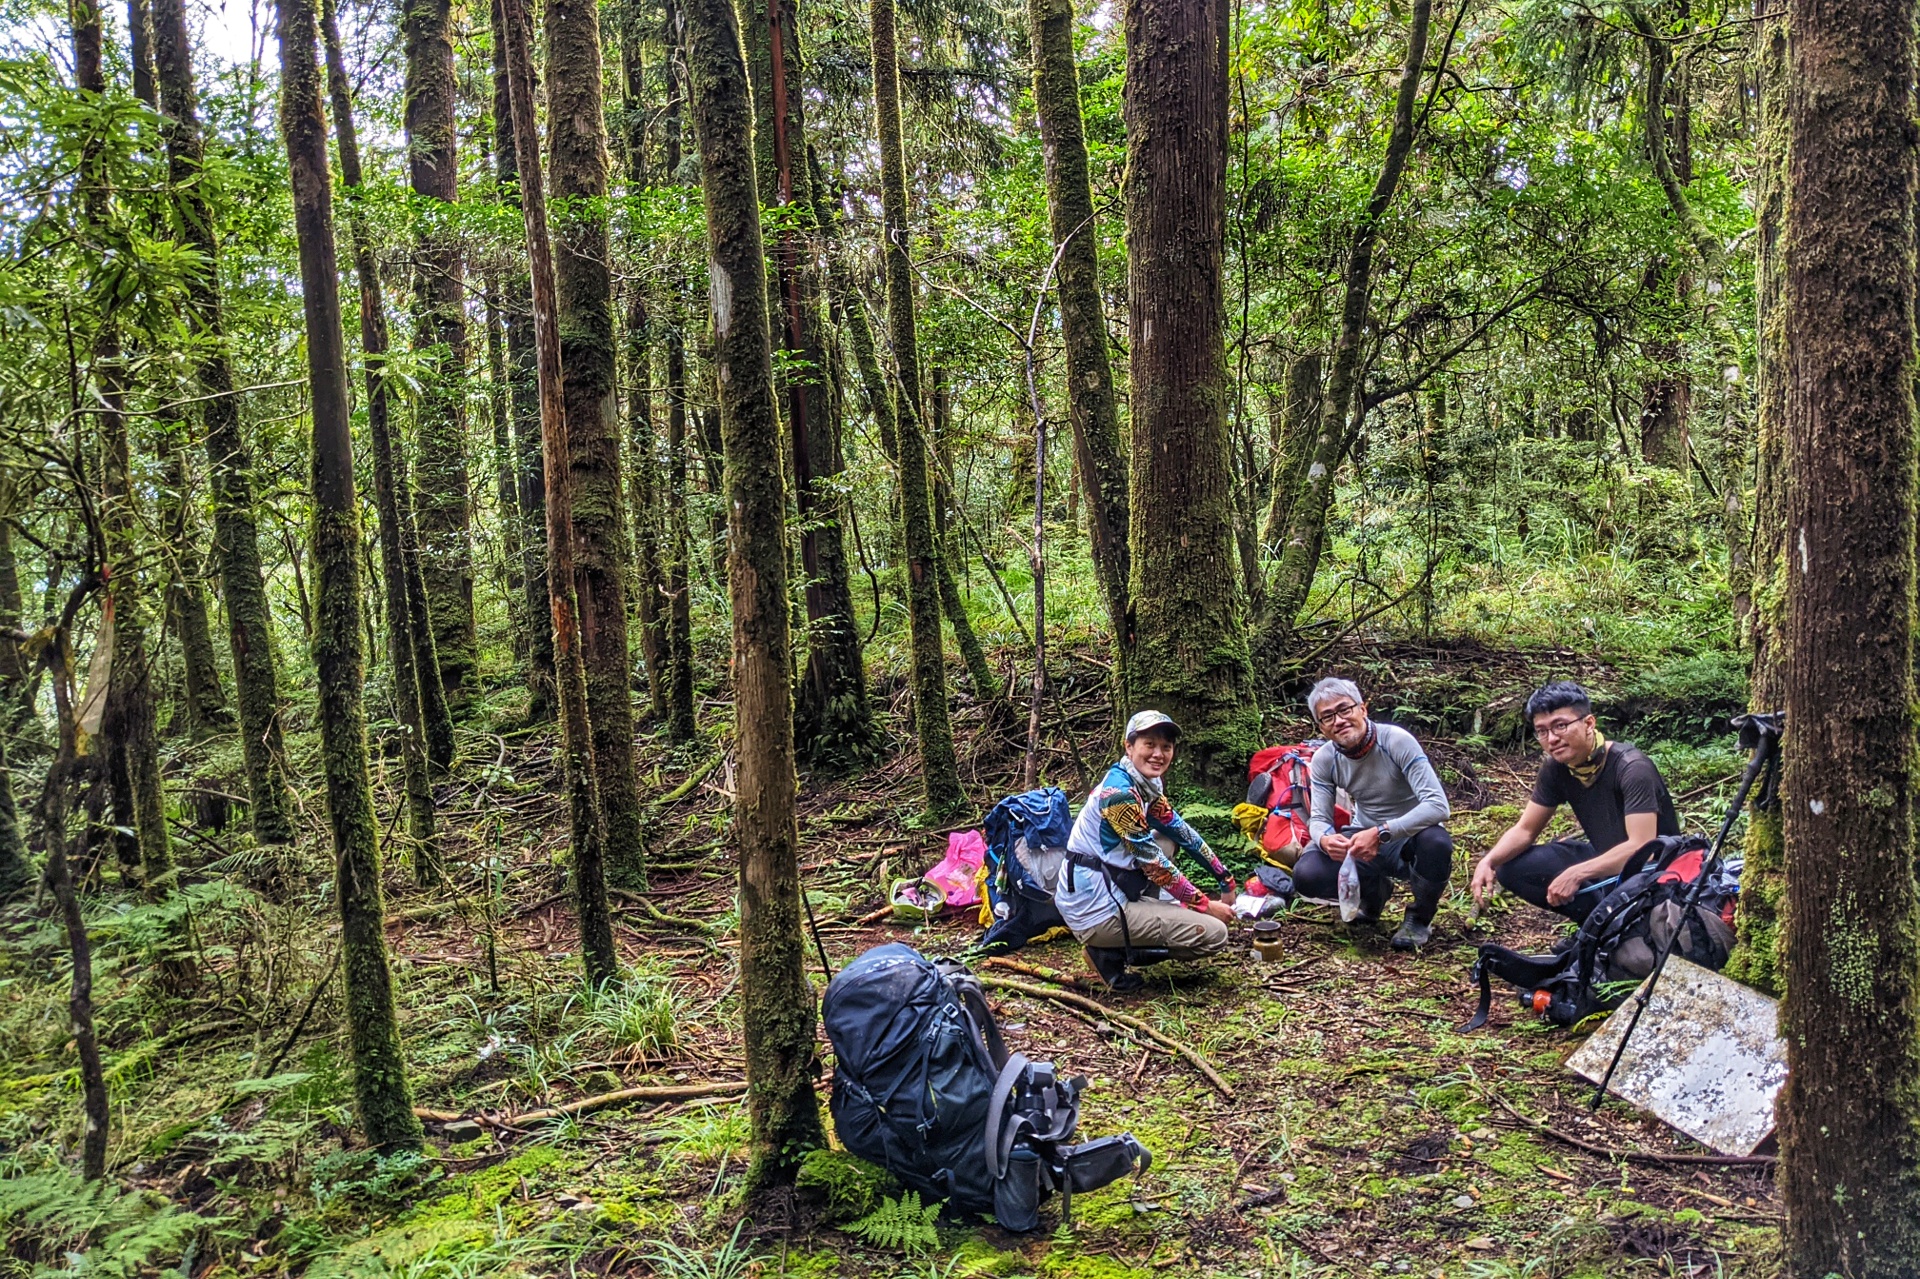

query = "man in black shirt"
(1470, 681), (1680, 923)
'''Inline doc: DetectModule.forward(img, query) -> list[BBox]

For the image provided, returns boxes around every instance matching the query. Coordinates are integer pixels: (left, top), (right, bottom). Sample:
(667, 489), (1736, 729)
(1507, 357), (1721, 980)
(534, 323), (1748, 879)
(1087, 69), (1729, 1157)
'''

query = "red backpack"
(1246, 745), (1347, 866)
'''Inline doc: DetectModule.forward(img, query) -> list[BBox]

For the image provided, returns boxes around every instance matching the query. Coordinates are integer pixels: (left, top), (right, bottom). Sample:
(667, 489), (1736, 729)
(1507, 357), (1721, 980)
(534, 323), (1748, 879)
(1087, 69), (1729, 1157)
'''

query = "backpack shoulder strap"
(985, 1052), (1030, 1181)
(942, 965), (1009, 1071)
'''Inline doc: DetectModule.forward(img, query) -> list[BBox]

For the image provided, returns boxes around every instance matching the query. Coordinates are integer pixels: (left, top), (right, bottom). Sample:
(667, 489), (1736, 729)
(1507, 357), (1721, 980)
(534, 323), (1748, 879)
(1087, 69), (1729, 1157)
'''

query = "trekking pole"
(1588, 711), (1782, 1111)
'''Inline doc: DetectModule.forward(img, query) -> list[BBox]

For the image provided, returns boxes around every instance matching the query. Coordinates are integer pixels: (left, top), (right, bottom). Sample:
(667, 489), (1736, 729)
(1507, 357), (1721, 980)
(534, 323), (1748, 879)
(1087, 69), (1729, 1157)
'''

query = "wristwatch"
(1376, 824), (1393, 843)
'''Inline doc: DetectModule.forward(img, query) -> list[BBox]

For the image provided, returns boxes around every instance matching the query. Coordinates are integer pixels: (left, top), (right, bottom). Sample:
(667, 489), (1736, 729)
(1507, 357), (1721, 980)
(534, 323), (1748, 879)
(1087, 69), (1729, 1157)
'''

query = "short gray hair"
(1307, 677), (1364, 716)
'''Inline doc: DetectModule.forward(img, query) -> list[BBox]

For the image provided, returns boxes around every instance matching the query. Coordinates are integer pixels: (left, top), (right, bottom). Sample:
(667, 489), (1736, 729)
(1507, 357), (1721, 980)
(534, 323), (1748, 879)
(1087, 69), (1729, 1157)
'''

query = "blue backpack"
(821, 944), (1149, 1229)
(977, 788), (1073, 955)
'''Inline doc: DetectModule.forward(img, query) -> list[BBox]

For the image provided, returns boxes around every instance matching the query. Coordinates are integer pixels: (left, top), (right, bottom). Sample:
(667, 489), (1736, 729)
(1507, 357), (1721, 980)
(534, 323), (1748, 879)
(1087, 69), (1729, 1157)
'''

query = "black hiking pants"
(1495, 840), (1606, 924)
(1292, 824), (1453, 925)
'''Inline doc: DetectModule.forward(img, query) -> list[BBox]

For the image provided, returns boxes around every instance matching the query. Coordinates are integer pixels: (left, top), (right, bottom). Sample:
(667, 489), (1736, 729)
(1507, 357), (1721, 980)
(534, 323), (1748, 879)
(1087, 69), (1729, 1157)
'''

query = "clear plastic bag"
(1337, 853), (1363, 922)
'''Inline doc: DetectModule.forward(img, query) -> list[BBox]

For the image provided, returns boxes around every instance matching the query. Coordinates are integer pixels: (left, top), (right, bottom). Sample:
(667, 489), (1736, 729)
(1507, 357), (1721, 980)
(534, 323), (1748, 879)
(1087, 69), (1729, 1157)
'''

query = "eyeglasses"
(1315, 701), (1363, 726)
(1533, 717), (1588, 742)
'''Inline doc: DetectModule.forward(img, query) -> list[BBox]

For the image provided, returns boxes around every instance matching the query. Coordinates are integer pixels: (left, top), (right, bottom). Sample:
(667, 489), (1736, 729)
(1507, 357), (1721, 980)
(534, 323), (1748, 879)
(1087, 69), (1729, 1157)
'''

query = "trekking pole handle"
(1587, 718), (1782, 1111)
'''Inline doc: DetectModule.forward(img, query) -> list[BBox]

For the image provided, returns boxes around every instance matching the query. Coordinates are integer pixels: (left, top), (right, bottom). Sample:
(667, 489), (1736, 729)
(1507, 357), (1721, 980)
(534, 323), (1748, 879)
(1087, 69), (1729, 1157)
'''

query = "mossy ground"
(0, 643), (1779, 1278)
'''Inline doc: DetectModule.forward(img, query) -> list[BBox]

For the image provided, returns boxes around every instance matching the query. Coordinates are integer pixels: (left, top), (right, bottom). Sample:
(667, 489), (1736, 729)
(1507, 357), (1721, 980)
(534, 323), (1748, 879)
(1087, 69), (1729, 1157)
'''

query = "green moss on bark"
(685, 0), (826, 1186)
(276, 0), (422, 1150)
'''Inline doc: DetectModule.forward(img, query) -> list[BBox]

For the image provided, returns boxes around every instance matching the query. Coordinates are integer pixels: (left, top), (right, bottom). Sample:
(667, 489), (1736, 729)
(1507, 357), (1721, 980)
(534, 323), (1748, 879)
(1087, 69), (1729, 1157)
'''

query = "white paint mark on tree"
(710, 261), (733, 338)
(1798, 527), (1810, 574)
(1810, 798), (1826, 815)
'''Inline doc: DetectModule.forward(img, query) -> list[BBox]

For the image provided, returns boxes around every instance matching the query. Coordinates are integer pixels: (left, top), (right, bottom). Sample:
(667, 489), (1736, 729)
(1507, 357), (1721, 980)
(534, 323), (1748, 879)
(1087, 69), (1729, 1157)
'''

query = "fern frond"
(845, 1190), (941, 1255)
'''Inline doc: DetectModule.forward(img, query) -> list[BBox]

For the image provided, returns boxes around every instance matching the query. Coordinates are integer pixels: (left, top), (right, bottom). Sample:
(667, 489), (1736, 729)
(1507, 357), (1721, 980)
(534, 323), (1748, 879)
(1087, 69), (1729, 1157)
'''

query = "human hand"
(1204, 899), (1234, 924)
(1347, 827), (1382, 863)
(1546, 865), (1590, 907)
(1470, 857), (1498, 905)
(1321, 831), (1352, 860)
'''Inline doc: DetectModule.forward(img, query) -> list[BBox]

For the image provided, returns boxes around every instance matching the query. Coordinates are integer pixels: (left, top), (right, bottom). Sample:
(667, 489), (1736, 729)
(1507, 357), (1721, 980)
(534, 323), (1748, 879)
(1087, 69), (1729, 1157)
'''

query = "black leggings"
(1495, 840), (1605, 923)
(1292, 824), (1454, 924)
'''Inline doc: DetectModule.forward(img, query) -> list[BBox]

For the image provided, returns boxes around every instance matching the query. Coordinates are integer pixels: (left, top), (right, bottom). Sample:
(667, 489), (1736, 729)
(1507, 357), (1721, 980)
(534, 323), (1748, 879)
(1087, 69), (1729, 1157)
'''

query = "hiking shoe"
(1087, 947), (1144, 993)
(1391, 917), (1434, 951)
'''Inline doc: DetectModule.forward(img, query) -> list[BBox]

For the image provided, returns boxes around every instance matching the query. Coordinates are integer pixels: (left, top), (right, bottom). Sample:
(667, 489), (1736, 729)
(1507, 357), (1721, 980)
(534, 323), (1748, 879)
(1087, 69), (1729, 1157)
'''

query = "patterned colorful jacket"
(1055, 758), (1234, 932)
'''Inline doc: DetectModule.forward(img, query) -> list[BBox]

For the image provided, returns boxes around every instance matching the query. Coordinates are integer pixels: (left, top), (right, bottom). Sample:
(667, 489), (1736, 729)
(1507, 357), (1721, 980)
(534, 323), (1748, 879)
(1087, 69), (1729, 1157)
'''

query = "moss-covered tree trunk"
(621, 26), (668, 723)
(501, 0), (617, 986)
(870, 0), (963, 816)
(1777, 0), (1920, 1268)
(73, 0), (172, 897)
(1028, 0), (1128, 648)
(151, 0), (297, 845)
(157, 438), (232, 738)
(746, 0), (875, 761)
(484, 284), (523, 610)
(1725, 0), (1785, 996)
(1257, 350), (1321, 558)
(0, 507), (34, 734)
(684, 0), (825, 1187)
(274, 0), (423, 1151)
(1262, 0), (1430, 653)
(403, 0), (478, 706)
(661, 19), (698, 744)
(1118, 0), (1258, 786)
(547, 0), (645, 888)
(322, 0), (439, 880)
(490, 0), (554, 724)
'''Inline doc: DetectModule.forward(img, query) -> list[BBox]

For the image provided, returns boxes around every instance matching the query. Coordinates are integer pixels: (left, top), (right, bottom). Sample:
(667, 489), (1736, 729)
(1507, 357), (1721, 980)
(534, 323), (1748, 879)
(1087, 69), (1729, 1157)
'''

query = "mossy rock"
(794, 1148), (900, 1223)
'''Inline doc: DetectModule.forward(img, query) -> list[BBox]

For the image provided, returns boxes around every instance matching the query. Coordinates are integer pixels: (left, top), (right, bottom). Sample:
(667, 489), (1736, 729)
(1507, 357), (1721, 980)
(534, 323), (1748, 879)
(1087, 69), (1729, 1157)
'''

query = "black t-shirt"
(1529, 741), (1680, 853)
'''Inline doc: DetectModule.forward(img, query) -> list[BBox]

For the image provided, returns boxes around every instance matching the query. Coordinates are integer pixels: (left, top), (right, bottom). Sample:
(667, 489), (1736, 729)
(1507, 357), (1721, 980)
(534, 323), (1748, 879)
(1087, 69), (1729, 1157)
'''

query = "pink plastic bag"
(922, 830), (987, 910)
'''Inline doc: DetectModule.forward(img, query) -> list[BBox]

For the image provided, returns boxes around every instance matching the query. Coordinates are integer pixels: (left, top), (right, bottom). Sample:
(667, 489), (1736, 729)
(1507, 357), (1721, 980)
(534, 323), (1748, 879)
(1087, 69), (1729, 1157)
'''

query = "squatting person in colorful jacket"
(1056, 710), (1237, 992)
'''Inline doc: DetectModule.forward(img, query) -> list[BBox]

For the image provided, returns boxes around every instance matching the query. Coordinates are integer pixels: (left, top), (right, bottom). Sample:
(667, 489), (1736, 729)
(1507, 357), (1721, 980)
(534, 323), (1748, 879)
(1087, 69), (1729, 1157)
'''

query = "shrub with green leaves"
(0, 1168), (224, 1277)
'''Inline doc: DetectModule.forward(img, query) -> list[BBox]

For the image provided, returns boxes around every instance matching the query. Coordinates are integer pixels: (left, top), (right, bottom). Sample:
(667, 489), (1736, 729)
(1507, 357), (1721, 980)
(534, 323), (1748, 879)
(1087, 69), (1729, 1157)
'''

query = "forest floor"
(0, 640), (1780, 1279)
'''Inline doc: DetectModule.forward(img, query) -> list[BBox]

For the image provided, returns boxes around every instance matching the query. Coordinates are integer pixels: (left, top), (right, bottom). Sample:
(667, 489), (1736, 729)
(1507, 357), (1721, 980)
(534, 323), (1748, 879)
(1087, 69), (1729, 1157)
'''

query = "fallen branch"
(979, 956), (1102, 993)
(657, 753), (723, 806)
(978, 975), (1235, 1099)
(1480, 1084), (1775, 1167)
(610, 889), (717, 935)
(415, 1079), (748, 1129)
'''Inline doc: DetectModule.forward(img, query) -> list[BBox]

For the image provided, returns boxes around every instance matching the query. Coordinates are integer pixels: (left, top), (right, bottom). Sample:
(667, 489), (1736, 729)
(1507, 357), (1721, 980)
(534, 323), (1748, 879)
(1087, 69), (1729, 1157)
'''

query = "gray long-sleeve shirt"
(1308, 721), (1451, 844)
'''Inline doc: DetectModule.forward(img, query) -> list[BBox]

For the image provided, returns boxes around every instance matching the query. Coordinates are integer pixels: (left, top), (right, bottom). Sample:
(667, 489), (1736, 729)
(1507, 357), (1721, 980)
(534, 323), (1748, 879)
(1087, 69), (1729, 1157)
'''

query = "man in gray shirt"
(1290, 677), (1454, 950)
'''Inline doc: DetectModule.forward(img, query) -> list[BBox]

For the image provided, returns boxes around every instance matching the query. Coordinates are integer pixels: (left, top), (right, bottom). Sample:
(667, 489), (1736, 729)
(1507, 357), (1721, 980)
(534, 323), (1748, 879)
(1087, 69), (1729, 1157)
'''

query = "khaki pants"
(1077, 897), (1228, 959)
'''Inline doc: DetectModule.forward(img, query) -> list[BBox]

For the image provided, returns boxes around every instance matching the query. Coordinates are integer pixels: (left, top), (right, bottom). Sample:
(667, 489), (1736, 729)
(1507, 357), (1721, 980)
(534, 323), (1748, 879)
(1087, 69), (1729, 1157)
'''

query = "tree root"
(977, 974), (1235, 1099)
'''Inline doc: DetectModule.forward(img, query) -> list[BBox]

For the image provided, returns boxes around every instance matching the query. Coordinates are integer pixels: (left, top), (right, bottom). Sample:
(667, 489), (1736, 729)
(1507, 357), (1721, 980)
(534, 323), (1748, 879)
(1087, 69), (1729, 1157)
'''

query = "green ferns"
(0, 1169), (222, 1276)
(845, 1191), (941, 1254)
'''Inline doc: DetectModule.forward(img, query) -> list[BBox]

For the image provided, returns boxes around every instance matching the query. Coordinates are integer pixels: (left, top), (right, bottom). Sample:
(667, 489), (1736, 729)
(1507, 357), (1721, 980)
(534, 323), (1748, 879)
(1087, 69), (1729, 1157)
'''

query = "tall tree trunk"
(485, 282), (523, 602)
(683, 0), (824, 1187)
(661, 16), (698, 744)
(1257, 350), (1322, 555)
(490, 0), (555, 724)
(1029, 0), (1127, 650)
(1119, 0), (1258, 786)
(150, 0), (297, 845)
(73, 0), (172, 896)
(870, 0), (963, 817)
(501, 0), (617, 986)
(1261, 0), (1431, 649)
(157, 439), (232, 738)
(621, 25), (668, 723)
(1778, 0), (1920, 1268)
(929, 369), (998, 704)
(0, 508), (33, 733)
(547, 0), (645, 889)
(746, 0), (875, 760)
(403, 0), (478, 705)
(322, 0), (439, 879)
(37, 633), (105, 1175)
(1725, 0), (1785, 997)
(276, 0), (424, 1150)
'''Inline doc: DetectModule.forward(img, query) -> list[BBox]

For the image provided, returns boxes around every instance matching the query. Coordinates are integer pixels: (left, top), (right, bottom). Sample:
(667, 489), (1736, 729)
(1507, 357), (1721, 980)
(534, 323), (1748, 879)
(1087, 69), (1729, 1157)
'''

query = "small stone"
(1131, 1199), (1157, 1215)
(442, 1119), (484, 1143)
(1279, 1171), (1297, 1183)
(1465, 1237), (1496, 1251)
(1452, 1195), (1475, 1209)
(1395, 1264), (1411, 1274)
(581, 1070), (623, 1095)
(1470, 1128), (1497, 1140)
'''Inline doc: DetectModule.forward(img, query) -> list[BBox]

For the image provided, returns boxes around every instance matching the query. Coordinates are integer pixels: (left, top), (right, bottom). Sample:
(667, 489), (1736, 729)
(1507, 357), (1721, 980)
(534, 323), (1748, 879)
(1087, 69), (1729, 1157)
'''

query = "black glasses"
(1315, 701), (1362, 726)
(1533, 717), (1587, 742)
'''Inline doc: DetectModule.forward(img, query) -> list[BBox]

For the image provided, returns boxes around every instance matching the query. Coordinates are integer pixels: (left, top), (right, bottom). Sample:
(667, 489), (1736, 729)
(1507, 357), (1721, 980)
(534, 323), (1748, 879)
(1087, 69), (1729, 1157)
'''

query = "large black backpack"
(1465, 836), (1739, 1030)
(821, 943), (1150, 1230)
